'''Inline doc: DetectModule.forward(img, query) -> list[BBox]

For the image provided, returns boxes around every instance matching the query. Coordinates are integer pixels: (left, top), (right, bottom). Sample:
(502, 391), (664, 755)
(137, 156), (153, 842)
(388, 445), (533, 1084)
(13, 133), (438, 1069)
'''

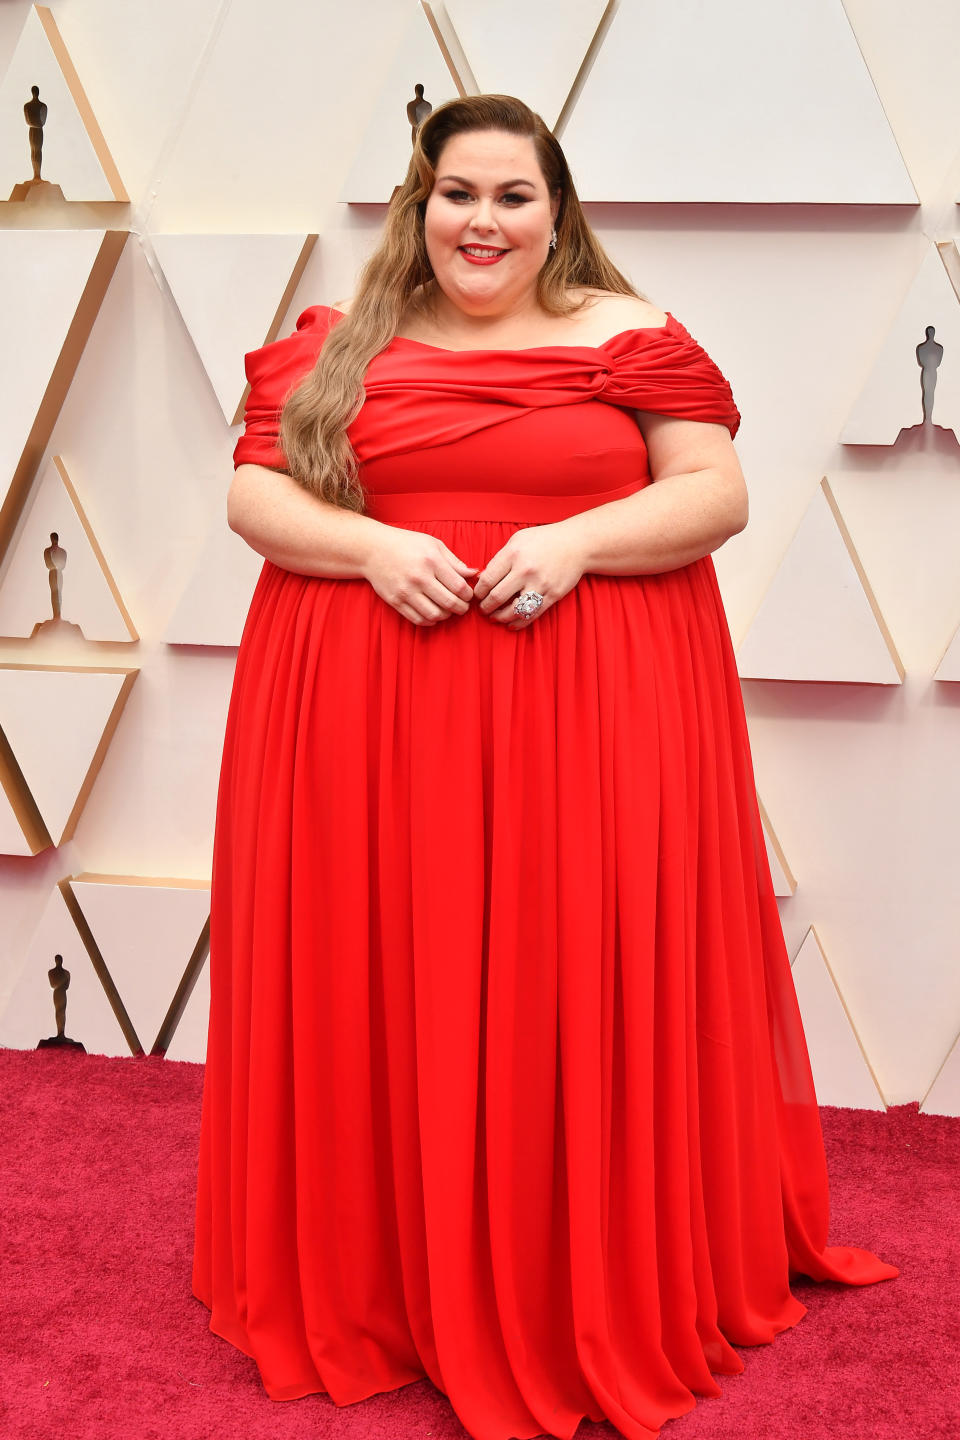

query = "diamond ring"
(513, 590), (544, 617)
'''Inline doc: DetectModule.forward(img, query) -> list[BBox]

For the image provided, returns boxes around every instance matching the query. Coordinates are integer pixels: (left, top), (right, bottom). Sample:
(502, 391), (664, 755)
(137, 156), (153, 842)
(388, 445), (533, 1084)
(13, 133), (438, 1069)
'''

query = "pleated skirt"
(193, 495), (896, 1440)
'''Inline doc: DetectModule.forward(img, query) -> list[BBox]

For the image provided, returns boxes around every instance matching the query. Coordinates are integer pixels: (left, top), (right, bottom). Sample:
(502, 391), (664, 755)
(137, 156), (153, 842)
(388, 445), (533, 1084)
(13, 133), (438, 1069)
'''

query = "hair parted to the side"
(279, 93), (644, 512)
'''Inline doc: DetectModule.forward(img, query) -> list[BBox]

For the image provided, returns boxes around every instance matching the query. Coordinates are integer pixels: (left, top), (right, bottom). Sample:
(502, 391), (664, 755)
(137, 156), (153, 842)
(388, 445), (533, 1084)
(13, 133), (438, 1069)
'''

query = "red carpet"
(0, 1048), (953, 1440)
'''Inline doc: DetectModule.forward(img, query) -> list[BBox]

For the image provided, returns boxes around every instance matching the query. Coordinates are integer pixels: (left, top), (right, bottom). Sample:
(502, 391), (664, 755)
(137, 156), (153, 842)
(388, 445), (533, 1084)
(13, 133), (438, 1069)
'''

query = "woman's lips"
(458, 246), (509, 266)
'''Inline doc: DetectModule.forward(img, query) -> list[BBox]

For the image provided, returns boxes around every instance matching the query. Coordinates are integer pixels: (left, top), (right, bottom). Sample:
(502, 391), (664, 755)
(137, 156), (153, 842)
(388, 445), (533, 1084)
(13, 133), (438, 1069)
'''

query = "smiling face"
(422, 129), (560, 321)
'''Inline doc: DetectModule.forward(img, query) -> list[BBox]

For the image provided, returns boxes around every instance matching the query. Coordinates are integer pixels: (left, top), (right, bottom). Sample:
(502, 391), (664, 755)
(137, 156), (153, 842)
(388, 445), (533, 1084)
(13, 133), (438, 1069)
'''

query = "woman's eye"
(441, 190), (529, 204)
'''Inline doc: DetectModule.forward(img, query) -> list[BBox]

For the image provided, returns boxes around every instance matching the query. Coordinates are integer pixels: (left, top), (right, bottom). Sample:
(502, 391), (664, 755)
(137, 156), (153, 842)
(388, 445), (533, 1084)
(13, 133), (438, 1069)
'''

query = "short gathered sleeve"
(600, 314), (741, 439)
(232, 305), (337, 470)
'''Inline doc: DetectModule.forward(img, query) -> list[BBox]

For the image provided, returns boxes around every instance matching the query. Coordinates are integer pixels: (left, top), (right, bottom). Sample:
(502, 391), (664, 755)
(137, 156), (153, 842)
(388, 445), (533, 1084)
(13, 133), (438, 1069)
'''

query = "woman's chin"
(444, 278), (513, 313)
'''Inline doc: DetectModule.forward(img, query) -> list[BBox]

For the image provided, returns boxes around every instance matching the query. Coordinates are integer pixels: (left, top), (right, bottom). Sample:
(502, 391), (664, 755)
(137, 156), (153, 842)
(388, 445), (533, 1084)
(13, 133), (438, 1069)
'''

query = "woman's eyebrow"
(437, 175), (537, 189)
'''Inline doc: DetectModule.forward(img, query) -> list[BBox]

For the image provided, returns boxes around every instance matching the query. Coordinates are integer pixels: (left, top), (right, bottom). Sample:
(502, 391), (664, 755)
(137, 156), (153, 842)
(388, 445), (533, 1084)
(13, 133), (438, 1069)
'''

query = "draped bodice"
(232, 304), (741, 523)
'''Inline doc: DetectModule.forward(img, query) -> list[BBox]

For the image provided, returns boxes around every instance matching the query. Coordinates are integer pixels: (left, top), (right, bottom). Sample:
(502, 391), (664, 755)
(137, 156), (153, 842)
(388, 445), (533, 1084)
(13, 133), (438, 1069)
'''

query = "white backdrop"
(0, 0), (959, 1105)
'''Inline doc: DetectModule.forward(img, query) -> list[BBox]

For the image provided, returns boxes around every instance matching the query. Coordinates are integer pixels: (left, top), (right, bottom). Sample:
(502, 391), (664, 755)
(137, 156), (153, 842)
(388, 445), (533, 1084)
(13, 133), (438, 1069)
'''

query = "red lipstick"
(458, 246), (508, 266)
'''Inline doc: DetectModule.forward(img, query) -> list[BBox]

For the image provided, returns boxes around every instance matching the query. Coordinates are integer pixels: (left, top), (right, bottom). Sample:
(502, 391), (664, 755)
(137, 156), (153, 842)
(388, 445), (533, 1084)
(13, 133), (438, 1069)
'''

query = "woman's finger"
(434, 564), (476, 606)
(412, 593), (446, 622)
(474, 552), (514, 604)
(395, 600), (437, 626)
(419, 576), (470, 615)
(441, 547), (480, 580)
(477, 568), (523, 614)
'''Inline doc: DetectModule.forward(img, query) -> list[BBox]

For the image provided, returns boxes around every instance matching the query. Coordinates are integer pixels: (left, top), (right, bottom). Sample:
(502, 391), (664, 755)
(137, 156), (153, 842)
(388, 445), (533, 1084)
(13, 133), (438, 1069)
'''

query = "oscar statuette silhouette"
(406, 83), (432, 145)
(916, 325), (943, 427)
(391, 84), (434, 203)
(33, 532), (82, 637)
(37, 954), (86, 1051)
(9, 85), (65, 202)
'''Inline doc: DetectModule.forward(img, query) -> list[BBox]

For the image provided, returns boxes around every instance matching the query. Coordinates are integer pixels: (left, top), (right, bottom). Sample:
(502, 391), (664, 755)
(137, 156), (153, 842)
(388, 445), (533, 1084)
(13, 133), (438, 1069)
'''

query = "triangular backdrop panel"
(934, 618), (960, 680)
(444, 0), (609, 131)
(340, 2), (461, 202)
(790, 926), (886, 1110)
(0, 5), (126, 201)
(0, 884), (129, 1055)
(67, 876), (210, 1057)
(0, 778), (37, 855)
(0, 665), (137, 847)
(164, 953), (210, 1064)
(164, 519), (263, 646)
(841, 245), (960, 444)
(151, 233), (317, 425)
(757, 793), (797, 897)
(560, 0), (916, 202)
(920, 1031), (960, 1117)
(736, 478), (904, 684)
(0, 455), (136, 640)
(0, 228), (127, 543)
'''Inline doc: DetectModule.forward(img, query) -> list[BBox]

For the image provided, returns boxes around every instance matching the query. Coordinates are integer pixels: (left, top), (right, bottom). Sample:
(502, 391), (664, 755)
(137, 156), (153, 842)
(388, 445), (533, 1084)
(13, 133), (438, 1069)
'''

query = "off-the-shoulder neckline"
(323, 304), (678, 354)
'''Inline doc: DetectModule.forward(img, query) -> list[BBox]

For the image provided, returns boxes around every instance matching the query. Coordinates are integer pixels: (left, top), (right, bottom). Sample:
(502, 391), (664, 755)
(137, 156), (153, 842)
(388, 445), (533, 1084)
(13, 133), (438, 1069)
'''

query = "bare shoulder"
(570, 289), (670, 333)
(331, 296), (355, 314)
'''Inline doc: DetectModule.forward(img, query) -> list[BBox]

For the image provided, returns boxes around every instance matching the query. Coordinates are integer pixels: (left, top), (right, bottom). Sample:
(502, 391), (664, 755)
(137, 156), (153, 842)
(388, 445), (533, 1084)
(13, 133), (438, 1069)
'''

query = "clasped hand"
(364, 522), (585, 630)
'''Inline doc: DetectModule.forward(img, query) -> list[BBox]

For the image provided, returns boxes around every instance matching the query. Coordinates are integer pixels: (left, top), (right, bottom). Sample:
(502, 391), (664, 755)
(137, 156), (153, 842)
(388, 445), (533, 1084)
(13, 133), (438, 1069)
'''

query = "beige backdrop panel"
(0, 455), (136, 641)
(67, 874), (210, 1055)
(559, 0), (916, 202)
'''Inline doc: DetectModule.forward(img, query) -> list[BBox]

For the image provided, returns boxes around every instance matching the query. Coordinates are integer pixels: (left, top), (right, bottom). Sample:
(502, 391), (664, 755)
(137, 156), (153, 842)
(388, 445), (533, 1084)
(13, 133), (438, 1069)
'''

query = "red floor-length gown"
(193, 304), (897, 1440)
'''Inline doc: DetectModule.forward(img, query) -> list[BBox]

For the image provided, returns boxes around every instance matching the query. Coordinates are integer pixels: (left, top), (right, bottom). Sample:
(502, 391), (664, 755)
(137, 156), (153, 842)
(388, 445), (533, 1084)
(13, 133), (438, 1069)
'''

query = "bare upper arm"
(229, 460), (291, 516)
(632, 411), (749, 529)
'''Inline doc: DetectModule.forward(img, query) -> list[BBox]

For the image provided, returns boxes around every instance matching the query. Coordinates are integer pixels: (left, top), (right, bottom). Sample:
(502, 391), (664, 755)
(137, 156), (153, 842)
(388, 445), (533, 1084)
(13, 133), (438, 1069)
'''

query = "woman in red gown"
(193, 95), (897, 1440)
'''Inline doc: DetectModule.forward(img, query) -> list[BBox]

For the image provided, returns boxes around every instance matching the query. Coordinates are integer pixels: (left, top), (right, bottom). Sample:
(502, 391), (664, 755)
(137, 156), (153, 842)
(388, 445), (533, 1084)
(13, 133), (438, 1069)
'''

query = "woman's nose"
(470, 201), (497, 233)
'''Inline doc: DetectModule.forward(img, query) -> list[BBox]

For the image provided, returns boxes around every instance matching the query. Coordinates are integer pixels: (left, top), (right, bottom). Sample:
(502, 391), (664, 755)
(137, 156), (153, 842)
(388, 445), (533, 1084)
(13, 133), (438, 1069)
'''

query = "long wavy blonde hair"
(279, 93), (642, 512)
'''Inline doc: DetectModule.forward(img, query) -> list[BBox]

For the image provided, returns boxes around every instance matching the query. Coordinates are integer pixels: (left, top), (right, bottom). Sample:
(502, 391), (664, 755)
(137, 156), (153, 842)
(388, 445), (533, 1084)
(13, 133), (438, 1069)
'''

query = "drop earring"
(549, 225), (557, 251)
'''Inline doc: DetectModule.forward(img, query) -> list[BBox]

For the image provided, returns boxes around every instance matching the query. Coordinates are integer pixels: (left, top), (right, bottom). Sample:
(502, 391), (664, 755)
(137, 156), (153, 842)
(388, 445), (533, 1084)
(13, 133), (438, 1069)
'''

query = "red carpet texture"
(0, 1048), (954, 1440)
